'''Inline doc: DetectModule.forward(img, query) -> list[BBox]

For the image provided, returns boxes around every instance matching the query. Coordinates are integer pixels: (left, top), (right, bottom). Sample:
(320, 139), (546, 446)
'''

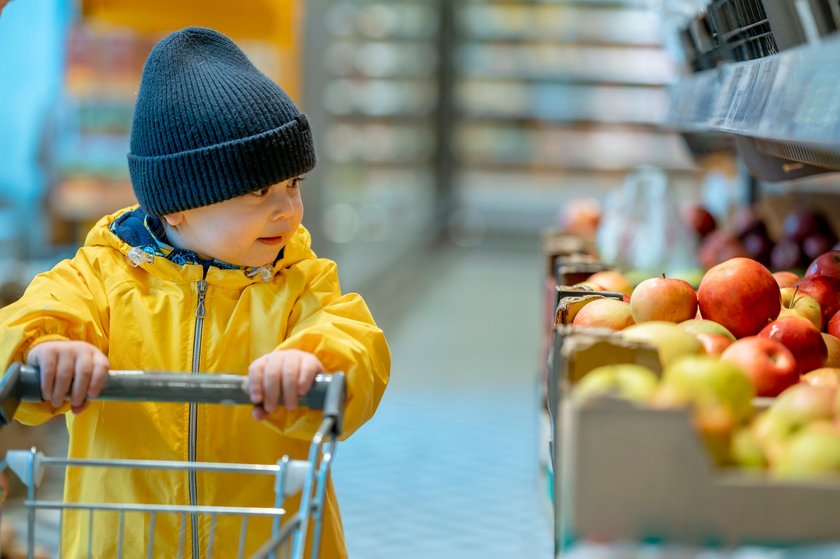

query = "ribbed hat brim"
(128, 115), (316, 216)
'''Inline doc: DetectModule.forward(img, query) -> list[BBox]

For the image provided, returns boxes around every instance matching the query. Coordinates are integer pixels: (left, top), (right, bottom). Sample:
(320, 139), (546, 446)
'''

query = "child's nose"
(269, 190), (294, 219)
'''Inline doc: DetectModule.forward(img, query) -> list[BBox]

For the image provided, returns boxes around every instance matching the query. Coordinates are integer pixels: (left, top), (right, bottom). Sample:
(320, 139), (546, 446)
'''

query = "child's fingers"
(70, 351), (93, 408)
(248, 359), (266, 405)
(52, 352), (75, 408)
(281, 355), (300, 410)
(298, 357), (322, 397)
(87, 353), (110, 399)
(29, 348), (57, 401)
(262, 359), (284, 413)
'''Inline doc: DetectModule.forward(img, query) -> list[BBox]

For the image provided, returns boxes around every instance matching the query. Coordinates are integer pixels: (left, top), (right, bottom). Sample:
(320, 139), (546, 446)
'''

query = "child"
(0, 26), (390, 558)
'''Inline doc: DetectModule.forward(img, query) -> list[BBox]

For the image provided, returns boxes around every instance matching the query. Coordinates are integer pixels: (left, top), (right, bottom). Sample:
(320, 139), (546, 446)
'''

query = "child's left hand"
(247, 349), (323, 420)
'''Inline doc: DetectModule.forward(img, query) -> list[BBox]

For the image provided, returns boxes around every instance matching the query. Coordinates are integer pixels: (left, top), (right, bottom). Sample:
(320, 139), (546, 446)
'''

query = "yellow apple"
(622, 321), (705, 368)
(779, 287), (823, 330)
(679, 319), (736, 341)
(586, 270), (633, 297)
(662, 354), (754, 423)
(571, 364), (659, 405)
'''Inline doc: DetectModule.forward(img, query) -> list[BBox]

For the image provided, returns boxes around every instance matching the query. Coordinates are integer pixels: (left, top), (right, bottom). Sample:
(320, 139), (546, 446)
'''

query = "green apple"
(661, 354), (754, 422)
(751, 410), (798, 465)
(771, 383), (835, 426)
(772, 423), (840, 480)
(623, 321), (705, 368)
(571, 364), (659, 405)
(678, 319), (736, 342)
(779, 287), (823, 331)
(731, 427), (767, 469)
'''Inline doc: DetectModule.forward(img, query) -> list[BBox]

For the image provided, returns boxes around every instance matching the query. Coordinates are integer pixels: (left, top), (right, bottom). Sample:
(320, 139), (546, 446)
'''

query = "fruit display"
(691, 206), (839, 273)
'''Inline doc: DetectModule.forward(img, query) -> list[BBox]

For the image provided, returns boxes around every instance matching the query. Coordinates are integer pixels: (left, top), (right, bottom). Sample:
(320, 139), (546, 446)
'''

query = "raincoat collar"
(85, 206), (313, 287)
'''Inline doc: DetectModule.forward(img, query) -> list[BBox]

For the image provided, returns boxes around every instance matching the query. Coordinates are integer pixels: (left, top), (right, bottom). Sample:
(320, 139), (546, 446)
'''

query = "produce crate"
(558, 398), (840, 548)
(549, 330), (840, 552)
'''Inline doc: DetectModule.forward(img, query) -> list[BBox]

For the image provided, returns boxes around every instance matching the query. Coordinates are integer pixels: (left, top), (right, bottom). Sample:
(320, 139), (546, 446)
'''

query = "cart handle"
(0, 363), (346, 435)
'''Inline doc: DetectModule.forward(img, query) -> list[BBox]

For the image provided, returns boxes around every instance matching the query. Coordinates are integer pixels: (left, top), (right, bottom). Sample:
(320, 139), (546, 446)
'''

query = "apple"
(772, 382), (835, 425)
(698, 231), (748, 270)
(622, 321), (705, 368)
(692, 401), (737, 466)
(730, 427), (767, 469)
(682, 204), (716, 238)
(720, 336), (799, 397)
(828, 309), (840, 338)
(630, 275), (697, 323)
(823, 333), (840, 368)
(772, 424), (840, 480)
(751, 410), (799, 465)
(770, 238), (807, 271)
(696, 333), (733, 356)
(678, 318), (736, 341)
(731, 206), (767, 240)
(800, 367), (840, 391)
(759, 315), (827, 375)
(805, 250), (840, 280)
(792, 275), (840, 328)
(742, 231), (773, 266)
(572, 298), (635, 331)
(783, 209), (832, 243)
(662, 354), (754, 422)
(698, 257), (781, 339)
(803, 234), (838, 262)
(571, 364), (659, 405)
(779, 287), (823, 330)
(772, 271), (800, 288)
(586, 270), (633, 297)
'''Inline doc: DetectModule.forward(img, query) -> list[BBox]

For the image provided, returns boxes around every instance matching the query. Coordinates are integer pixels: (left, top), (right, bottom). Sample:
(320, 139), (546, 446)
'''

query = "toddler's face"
(163, 177), (304, 267)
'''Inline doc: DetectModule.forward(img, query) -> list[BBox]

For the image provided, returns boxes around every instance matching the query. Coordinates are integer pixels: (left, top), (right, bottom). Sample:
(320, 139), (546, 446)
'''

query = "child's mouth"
(258, 235), (284, 245)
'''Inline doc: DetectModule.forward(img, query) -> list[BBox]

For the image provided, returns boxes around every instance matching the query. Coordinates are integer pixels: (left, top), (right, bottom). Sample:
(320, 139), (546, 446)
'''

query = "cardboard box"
(559, 399), (840, 548)
(549, 331), (840, 552)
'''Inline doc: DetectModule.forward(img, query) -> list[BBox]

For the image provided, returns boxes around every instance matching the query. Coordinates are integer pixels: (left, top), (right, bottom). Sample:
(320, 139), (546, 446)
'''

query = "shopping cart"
(0, 362), (346, 559)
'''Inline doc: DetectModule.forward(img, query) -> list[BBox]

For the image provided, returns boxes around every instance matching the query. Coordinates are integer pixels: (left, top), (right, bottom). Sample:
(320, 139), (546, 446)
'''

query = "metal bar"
(24, 501), (286, 516)
(147, 512), (156, 559)
(13, 364), (340, 411)
(178, 513), (186, 559)
(40, 456), (282, 474)
(250, 518), (301, 559)
(26, 449), (35, 559)
(237, 517), (248, 559)
(207, 515), (217, 559)
(117, 511), (124, 558)
(309, 438), (336, 559)
(87, 508), (93, 559)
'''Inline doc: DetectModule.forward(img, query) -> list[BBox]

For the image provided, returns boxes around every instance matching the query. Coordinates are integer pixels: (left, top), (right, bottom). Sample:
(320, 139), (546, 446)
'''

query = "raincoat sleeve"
(0, 250), (110, 425)
(266, 258), (390, 441)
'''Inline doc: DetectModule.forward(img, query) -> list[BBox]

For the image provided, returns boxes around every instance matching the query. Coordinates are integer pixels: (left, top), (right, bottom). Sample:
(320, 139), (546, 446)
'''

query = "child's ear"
(162, 212), (184, 227)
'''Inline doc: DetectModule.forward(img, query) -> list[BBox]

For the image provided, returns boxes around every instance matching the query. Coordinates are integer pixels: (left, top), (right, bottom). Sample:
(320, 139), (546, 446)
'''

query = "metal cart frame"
(0, 363), (346, 559)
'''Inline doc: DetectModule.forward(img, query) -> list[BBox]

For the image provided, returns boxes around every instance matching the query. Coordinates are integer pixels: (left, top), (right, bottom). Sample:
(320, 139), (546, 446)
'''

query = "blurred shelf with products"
(450, 0), (700, 235)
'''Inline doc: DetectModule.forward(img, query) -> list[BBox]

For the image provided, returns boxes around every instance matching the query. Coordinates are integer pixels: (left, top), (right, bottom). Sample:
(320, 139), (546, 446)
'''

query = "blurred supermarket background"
(2, 0), (840, 558)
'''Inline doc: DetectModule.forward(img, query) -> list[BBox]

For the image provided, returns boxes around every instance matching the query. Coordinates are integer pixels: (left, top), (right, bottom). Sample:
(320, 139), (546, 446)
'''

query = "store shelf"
(668, 35), (840, 148)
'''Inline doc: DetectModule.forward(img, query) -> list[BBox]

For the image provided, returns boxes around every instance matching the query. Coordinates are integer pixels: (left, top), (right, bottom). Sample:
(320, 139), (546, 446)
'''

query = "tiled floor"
(335, 239), (553, 558)
(1, 237), (554, 558)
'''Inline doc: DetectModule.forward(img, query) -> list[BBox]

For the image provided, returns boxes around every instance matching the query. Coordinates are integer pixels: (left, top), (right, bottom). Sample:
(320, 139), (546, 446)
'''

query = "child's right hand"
(26, 341), (110, 413)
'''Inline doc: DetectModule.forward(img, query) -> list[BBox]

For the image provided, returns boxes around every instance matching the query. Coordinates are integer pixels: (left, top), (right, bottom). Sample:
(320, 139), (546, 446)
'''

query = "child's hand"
(248, 350), (323, 420)
(26, 341), (110, 413)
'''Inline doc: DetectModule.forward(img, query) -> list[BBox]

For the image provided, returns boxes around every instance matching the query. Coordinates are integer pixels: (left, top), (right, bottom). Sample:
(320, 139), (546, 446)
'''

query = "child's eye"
(251, 187), (271, 198)
(288, 177), (304, 189)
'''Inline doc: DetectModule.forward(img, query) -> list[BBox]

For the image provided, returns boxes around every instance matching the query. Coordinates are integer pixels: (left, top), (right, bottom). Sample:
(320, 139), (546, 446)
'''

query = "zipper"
(190, 279), (207, 559)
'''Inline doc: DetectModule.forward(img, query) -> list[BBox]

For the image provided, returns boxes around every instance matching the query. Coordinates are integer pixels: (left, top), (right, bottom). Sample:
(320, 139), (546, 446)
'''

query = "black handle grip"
(1, 363), (346, 434)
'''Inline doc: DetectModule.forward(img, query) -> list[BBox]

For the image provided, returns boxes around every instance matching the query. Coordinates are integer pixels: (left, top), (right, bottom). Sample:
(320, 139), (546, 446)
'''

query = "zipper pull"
(196, 280), (207, 319)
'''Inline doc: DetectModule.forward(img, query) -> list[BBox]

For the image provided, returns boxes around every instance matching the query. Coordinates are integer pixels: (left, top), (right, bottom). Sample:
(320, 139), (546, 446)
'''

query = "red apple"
(779, 287), (823, 330)
(696, 332), (733, 356)
(572, 298), (635, 331)
(793, 275), (840, 326)
(759, 315), (827, 375)
(783, 209), (832, 243)
(698, 257), (781, 339)
(770, 238), (807, 271)
(806, 250), (840, 281)
(742, 232), (773, 266)
(828, 310), (840, 338)
(772, 271), (800, 289)
(803, 234), (838, 261)
(698, 231), (748, 270)
(682, 204), (716, 238)
(630, 275), (697, 323)
(721, 336), (799, 397)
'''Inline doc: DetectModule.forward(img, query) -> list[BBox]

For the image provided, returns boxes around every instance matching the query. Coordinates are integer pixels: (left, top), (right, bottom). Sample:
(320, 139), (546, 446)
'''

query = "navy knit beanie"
(128, 27), (316, 216)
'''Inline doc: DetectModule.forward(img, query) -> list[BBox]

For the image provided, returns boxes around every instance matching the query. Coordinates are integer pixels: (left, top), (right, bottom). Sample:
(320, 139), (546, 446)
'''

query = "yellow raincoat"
(0, 207), (390, 558)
